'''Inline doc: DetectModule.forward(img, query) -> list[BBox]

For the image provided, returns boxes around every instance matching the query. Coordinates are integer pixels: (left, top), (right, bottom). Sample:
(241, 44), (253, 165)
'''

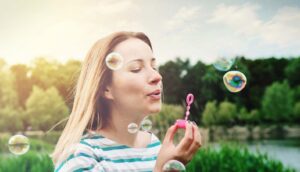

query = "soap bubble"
(128, 123), (139, 134)
(140, 118), (152, 131)
(213, 57), (235, 71)
(105, 52), (124, 70)
(8, 134), (30, 155)
(223, 70), (247, 92)
(163, 160), (186, 172)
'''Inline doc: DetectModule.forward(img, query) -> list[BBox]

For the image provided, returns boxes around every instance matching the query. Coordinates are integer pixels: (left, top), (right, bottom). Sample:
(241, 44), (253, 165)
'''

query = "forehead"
(112, 38), (153, 62)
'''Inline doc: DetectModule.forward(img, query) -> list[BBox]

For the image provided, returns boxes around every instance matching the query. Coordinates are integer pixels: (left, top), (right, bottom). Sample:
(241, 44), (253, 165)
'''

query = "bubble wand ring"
(175, 93), (194, 128)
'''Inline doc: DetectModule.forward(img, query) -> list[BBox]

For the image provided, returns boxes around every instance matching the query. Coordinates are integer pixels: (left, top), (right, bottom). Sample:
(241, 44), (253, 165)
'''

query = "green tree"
(202, 101), (218, 126)
(285, 57), (300, 87)
(149, 104), (183, 140)
(261, 81), (294, 122)
(159, 58), (190, 104)
(10, 64), (32, 107)
(293, 102), (300, 122)
(0, 60), (23, 132)
(217, 101), (237, 125)
(25, 86), (69, 131)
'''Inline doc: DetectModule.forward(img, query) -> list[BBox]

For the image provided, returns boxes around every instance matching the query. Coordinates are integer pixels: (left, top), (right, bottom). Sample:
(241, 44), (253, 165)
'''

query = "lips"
(147, 89), (161, 100)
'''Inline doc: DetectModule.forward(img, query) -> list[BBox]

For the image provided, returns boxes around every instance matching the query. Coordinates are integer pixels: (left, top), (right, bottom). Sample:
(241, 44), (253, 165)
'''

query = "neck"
(98, 107), (146, 147)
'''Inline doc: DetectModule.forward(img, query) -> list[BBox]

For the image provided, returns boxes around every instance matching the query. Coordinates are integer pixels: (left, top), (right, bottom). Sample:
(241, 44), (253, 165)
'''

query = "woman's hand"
(154, 121), (202, 171)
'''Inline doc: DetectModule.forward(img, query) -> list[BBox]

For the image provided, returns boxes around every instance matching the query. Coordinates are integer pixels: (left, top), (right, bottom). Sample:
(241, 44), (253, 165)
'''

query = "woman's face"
(105, 38), (162, 117)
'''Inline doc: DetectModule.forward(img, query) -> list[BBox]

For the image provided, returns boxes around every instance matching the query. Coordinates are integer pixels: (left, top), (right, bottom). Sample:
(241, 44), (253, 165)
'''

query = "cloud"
(208, 3), (300, 48)
(165, 6), (202, 31)
(262, 7), (300, 46)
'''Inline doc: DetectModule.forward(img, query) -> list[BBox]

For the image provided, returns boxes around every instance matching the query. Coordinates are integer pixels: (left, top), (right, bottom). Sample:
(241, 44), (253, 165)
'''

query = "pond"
(209, 138), (300, 172)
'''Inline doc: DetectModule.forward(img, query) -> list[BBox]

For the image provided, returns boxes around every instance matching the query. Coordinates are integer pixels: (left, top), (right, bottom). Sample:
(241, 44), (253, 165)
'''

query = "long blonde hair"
(51, 31), (152, 164)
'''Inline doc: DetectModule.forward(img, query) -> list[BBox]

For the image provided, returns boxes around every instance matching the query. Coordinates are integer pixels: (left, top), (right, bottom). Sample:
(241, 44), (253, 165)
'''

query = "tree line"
(0, 56), (299, 132)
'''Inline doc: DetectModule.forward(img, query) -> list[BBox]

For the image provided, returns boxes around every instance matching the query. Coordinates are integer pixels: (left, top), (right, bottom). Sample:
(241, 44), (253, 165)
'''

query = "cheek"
(112, 74), (145, 99)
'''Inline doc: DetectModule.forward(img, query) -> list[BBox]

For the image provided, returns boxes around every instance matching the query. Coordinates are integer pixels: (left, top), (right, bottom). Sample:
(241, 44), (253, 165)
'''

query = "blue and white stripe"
(55, 132), (161, 172)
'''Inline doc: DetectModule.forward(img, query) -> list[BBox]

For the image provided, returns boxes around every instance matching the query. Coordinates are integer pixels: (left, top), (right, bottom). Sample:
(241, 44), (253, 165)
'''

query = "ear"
(103, 86), (114, 100)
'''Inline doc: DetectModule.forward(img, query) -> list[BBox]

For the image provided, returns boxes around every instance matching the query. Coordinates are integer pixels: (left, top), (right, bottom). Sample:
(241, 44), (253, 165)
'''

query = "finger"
(192, 122), (202, 146)
(187, 124), (202, 155)
(163, 124), (178, 144)
(177, 121), (194, 151)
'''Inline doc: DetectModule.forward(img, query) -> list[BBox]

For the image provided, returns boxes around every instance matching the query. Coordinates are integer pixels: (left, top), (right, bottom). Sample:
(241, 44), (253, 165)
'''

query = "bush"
(261, 81), (294, 122)
(202, 101), (218, 126)
(186, 144), (295, 172)
(0, 152), (54, 172)
(149, 104), (184, 140)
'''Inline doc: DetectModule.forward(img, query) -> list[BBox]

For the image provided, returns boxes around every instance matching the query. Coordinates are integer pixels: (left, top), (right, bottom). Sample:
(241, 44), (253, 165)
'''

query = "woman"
(52, 31), (202, 171)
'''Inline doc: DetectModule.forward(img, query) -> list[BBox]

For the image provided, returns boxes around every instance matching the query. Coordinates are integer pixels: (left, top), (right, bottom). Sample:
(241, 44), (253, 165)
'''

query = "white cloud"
(262, 7), (300, 46)
(165, 6), (202, 31)
(208, 3), (300, 48)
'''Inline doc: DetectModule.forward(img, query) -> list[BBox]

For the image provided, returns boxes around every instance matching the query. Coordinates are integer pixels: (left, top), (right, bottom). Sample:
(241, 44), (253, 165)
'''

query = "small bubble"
(105, 52), (124, 70)
(213, 57), (235, 71)
(163, 160), (186, 172)
(128, 123), (139, 134)
(8, 134), (30, 155)
(141, 118), (152, 131)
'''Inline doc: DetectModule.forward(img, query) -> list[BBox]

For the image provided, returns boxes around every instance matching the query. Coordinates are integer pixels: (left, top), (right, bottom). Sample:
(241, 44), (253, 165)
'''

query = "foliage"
(0, 152), (54, 172)
(0, 65), (23, 132)
(202, 101), (217, 126)
(186, 144), (296, 172)
(149, 104), (184, 140)
(261, 81), (294, 122)
(25, 86), (69, 131)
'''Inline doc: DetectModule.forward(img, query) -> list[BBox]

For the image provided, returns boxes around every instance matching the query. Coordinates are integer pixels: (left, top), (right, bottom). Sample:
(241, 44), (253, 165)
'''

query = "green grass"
(0, 152), (54, 172)
(0, 139), (296, 172)
(186, 144), (296, 172)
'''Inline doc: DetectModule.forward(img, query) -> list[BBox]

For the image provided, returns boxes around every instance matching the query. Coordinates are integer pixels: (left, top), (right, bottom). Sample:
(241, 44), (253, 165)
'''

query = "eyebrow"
(127, 57), (156, 64)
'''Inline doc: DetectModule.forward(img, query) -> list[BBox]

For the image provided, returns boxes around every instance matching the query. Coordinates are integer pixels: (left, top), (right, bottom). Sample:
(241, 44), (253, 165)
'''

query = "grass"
(0, 136), (296, 172)
(186, 143), (296, 172)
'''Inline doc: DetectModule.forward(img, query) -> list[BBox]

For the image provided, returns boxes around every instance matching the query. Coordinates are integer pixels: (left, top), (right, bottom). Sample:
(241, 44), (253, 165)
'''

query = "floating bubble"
(8, 134), (30, 155)
(223, 70), (247, 93)
(213, 57), (235, 71)
(105, 52), (124, 70)
(140, 118), (152, 131)
(128, 123), (139, 134)
(163, 160), (186, 172)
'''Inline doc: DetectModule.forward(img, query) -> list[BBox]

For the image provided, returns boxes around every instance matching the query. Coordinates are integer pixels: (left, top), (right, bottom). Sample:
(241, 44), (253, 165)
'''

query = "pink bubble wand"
(175, 93), (194, 128)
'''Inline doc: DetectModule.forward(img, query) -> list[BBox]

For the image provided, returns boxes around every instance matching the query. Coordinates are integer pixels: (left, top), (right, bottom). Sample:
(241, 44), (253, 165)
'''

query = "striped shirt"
(55, 132), (161, 172)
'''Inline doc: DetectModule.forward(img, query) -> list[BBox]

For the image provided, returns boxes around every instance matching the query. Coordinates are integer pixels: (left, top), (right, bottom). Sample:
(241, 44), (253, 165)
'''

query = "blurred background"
(0, 0), (300, 171)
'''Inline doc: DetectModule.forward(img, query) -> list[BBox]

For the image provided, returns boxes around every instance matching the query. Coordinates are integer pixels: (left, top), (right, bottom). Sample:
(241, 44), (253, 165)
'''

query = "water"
(211, 138), (300, 172)
(246, 139), (300, 172)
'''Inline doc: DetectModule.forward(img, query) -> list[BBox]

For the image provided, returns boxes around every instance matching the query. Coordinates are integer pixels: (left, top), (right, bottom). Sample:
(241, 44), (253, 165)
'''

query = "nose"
(148, 68), (162, 85)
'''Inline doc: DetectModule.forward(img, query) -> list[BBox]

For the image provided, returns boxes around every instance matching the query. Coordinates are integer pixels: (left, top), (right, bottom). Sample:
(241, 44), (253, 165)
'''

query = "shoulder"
(54, 139), (103, 172)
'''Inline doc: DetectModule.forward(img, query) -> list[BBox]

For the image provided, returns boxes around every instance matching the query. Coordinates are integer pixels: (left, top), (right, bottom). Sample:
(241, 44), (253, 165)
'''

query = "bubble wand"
(175, 93), (194, 128)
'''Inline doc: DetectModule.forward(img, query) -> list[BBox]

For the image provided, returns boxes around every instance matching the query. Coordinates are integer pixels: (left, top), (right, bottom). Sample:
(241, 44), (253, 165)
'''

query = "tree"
(10, 64), (32, 108)
(217, 101), (237, 125)
(261, 81), (294, 122)
(159, 58), (190, 104)
(25, 86), (69, 131)
(0, 60), (23, 132)
(202, 101), (218, 126)
(285, 57), (300, 87)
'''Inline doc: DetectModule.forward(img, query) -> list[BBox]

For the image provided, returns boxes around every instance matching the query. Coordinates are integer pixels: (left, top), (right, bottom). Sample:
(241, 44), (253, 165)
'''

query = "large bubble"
(223, 70), (247, 92)
(163, 160), (186, 172)
(105, 52), (124, 70)
(213, 57), (235, 71)
(8, 134), (30, 155)
(127, 123), (139, 134)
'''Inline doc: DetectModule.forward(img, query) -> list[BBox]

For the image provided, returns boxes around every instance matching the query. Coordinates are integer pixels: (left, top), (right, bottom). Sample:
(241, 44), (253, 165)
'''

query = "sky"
(1, 0), (300, 66)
